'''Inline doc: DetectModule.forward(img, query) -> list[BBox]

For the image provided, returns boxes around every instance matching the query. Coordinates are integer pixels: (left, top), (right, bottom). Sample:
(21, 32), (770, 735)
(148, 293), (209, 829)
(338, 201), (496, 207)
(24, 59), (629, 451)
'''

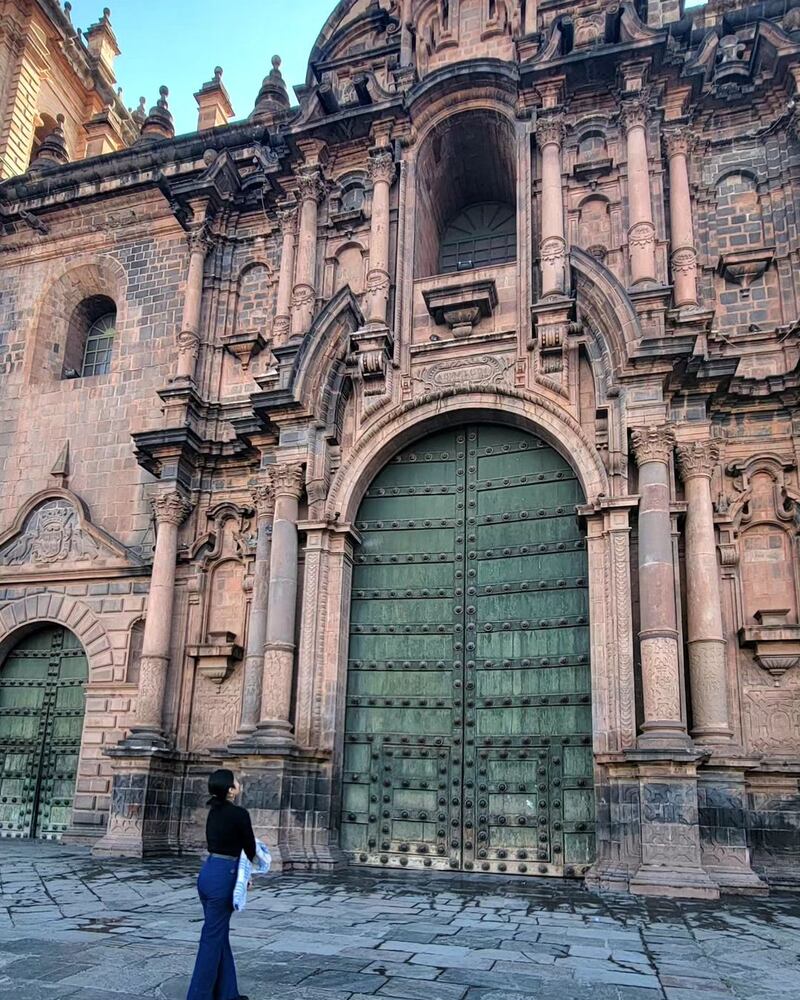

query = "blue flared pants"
(187, 856), (240, 1000)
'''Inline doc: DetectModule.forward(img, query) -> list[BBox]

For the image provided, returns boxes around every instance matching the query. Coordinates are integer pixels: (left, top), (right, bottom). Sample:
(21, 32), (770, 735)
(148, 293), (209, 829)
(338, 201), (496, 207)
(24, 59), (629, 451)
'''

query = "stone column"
(290, 168), (325, 339)
(536, 114), (567, 298)
(272, 201), (297, 346)
(677, 440), (733, 743)
(365, 146), (396, 326)
(257, 463), (305, 745)
(175, 227), (213, 381)
(233, 479), (274, 742)
(128, 490), (192, 747)
(621, 98), (657, 285)
(631, 425), (690, 748)
(664, 128), (699, 308)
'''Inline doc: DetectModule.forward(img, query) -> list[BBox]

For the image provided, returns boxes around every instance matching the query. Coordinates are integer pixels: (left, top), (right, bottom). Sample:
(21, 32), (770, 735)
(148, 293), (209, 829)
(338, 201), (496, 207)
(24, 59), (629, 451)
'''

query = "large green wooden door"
(0, 625), (87, 839)
(342, 424), (594, 876)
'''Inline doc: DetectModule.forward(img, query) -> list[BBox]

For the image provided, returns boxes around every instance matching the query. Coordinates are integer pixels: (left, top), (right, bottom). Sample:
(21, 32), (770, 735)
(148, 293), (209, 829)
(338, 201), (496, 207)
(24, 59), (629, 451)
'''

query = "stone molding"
(631, 425), (675, 466)
(676, 440), (721, 481)
(619, 95), (649, 132)
(535, 113), (566, 148)
(367, 147), (396, 186)
(251, 481), (276, 519)
(186, 225), (214, 257)
(663, 126), (695, 159)
(296, 167), (326, 204)
(628, 221), (656, 249)
(0, 592), (113, 672)
(276, 202), (298, 232)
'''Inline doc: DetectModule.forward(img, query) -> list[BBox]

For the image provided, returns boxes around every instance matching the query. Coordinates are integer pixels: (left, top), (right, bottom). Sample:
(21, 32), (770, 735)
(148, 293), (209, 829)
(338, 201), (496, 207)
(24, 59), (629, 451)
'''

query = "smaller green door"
(0, 626), (87, 839)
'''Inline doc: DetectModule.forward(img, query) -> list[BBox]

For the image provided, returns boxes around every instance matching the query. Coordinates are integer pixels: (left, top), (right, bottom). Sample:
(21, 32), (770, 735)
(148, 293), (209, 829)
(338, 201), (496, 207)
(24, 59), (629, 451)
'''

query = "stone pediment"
(0, 489), (142, 574)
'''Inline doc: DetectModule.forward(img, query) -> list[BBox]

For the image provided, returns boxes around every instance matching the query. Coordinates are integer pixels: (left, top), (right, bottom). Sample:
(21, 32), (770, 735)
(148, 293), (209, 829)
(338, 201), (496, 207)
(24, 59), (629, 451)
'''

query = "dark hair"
(207, 768), (235, 807)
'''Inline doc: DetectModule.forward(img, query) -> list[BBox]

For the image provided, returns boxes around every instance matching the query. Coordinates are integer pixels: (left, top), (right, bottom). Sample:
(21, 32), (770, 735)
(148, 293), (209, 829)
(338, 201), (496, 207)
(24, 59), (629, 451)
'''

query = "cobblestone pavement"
(0, 843), (799, 1000)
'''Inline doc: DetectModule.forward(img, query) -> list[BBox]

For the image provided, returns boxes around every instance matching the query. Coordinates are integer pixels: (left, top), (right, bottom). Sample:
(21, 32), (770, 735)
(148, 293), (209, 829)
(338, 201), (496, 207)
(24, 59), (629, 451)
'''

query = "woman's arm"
(240, 808), (257, 862)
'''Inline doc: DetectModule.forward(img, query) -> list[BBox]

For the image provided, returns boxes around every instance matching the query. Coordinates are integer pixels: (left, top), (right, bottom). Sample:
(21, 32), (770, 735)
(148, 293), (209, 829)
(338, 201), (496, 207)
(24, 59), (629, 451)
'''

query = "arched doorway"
(341, 424), (595, 876)
(0, 625), (87, 839)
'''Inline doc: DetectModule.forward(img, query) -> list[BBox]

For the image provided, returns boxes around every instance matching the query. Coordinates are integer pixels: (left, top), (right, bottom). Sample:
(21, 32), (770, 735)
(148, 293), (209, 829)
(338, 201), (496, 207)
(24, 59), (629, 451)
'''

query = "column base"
(116, 727), (172, 752)
(630, 864), (719, 900)
(637, 728), (694, 751)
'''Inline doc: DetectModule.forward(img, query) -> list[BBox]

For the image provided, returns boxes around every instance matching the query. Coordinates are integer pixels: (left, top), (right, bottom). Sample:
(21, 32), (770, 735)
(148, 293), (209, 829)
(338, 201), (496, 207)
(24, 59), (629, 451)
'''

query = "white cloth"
(233, 839), (271, 912)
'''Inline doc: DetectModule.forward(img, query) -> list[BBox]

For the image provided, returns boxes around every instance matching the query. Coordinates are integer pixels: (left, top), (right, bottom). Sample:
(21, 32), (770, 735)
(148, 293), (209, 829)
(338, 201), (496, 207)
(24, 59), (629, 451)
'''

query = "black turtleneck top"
(206, 800), (256, 861)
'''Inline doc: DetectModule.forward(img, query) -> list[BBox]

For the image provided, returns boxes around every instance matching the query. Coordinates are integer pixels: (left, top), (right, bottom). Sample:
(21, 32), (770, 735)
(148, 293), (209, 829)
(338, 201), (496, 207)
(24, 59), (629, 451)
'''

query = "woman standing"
(187, 768), (256, 1000)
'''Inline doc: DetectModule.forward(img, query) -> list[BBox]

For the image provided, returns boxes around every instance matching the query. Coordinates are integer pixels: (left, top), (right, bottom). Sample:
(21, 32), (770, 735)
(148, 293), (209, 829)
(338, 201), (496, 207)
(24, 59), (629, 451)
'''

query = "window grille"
(80, 312), (115, 377)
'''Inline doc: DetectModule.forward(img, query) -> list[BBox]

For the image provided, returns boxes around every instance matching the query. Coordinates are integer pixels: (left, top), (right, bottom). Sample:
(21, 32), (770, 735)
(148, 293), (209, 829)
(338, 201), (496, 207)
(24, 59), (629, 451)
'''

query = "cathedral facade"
(1, 0), (800, 898)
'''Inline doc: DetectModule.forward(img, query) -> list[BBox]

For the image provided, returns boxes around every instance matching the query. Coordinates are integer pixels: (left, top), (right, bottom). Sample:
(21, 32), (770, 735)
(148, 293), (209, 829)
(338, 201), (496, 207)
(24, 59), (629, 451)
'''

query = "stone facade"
(1, 0), (800, 897)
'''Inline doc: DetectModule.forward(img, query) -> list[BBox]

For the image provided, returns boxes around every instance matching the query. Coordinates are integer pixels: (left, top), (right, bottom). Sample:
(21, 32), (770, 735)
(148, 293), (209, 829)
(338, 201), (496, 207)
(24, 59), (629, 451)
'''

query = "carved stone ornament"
(631, 425), (676, 466)
(535, 114), (566, 148)
(187, 631), (243, 685)
(0, 499), (100, 566)
(664, 127), (694, 159)
(740, 610), (800, 679)
(276, 202), (298, 233)
(365, 268), (391, 294)
(152, 490), (193, 526)
(367, 148), (396, 186)
(422, 277), (497, 338)
(221, 330), (266, 370)
(619, 95), (649, 132)
(671, 247), (697, 277)
(419, 355), (509, 391)
(676, 440), (721, 481)
(251, 480), (275, 518)
(296, 168), (326, 204)
(268, 463), (305, 500)
(291, 284), (316, 310)
(628, 221), (656, 249)
(540, 235), (567, 264)
(574, 12), (605, 49)
(186, 225), (215, 257)
(177, 329), (200, 359)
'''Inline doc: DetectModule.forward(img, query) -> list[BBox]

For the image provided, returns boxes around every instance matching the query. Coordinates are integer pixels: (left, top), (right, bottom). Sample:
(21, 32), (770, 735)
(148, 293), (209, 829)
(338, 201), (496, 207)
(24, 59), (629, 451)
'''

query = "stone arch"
(234, 259), (275, 336)
(0, 593), (113, 681)
(333, 241), (367, 295)
(24, 255), (129, 384)
(326, 385), (609, 523)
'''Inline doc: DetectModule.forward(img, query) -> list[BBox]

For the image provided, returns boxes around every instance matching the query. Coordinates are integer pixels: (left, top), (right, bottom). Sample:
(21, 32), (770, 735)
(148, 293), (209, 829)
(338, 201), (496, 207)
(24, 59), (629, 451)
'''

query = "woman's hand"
(247, 880), (252, 890)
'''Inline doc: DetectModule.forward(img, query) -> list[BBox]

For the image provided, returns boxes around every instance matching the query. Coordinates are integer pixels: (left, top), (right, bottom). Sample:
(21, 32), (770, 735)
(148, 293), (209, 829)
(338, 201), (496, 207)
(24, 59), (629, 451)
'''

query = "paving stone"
(379, 979), (468, 1000)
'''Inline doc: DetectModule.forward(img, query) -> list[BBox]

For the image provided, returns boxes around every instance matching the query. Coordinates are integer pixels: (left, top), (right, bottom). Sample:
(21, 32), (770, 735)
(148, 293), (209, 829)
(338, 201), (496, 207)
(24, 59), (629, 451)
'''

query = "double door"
(0, 625), (86, 838)
(341, 424), (595, 876)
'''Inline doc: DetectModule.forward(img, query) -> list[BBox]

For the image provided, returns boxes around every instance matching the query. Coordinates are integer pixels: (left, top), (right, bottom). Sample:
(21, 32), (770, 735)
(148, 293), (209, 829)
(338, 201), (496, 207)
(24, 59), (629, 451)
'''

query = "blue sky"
(66, 1), (708, 136)
(66, 1), (337, 135)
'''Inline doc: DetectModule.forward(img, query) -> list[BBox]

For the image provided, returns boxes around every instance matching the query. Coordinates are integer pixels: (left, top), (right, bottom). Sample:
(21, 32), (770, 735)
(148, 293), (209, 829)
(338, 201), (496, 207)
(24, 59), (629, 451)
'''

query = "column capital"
(535, 113), (566, 149)
(152, 490), (193, 526)
(251, 480), (276, 518)
(269, 463), (305, 500)
(619, 94), (649, 132)
(186, 224), (215, 257)
(367, 146), (396, 186)
(631, 424), (675, 466)
(296, 167), (326, 204)
(676, 439), (721, 481)
(663, 126), (696, 159)
(276, 199), (298, 233)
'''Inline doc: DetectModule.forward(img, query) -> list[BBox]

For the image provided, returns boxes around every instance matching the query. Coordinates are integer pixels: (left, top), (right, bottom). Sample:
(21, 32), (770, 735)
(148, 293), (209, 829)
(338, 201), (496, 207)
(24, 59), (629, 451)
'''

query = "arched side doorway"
(341, 424), (594, 876)
(0, 625), (87, 839)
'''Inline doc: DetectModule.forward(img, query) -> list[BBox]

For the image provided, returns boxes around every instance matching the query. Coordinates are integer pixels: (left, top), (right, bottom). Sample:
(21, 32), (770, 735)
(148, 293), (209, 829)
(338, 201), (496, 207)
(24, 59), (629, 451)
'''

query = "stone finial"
(85, 6), (120, 78)
(131, 96), (147, 128)
(251, 55), (290, 122)
(139, 86), (174, 142)
(194, 65), (234, 131)
(30, 113), (69, 171)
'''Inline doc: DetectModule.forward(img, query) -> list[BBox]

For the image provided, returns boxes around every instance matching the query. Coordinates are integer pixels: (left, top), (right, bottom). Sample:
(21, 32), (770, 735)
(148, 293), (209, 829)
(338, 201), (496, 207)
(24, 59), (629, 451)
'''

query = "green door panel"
(0, 625), (87, 839)
(342, 424), (595, 877)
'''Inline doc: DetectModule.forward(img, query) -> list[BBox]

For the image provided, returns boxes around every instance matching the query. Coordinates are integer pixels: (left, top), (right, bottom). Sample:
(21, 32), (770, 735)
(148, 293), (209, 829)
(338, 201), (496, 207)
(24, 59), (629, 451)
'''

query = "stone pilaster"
(364, 146), (396, 326)
(535, 114), (567, 298)
(631, 425), (690, 749)
(257, 463), (305, 745)
(664, 128), (699, 308)
(231, 477), (275, 746)
(175, 226), (214, 382)
(272, 200), (297, 346)
(290, 168), (325, 338)
(621, 97), (657, 285)
(676, 440), (733, 743)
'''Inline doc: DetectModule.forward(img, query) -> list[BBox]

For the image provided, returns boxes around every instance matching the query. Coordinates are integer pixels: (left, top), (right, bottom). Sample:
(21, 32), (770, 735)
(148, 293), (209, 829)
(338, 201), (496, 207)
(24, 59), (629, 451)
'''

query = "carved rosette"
(631, 425), (676, 466)
(152, 490), (193, 526)
(367, 148), (396, 187)
(296, 167), (326, 205)
(251, 481), (275, 520)
(269, 463), (305, 500)
(676, 440), (721, 482)
(628, 221), (656, 250)
(535, 114), (566, 149)
(664, 127), (695, 160)
(619, 95), (649, 132)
